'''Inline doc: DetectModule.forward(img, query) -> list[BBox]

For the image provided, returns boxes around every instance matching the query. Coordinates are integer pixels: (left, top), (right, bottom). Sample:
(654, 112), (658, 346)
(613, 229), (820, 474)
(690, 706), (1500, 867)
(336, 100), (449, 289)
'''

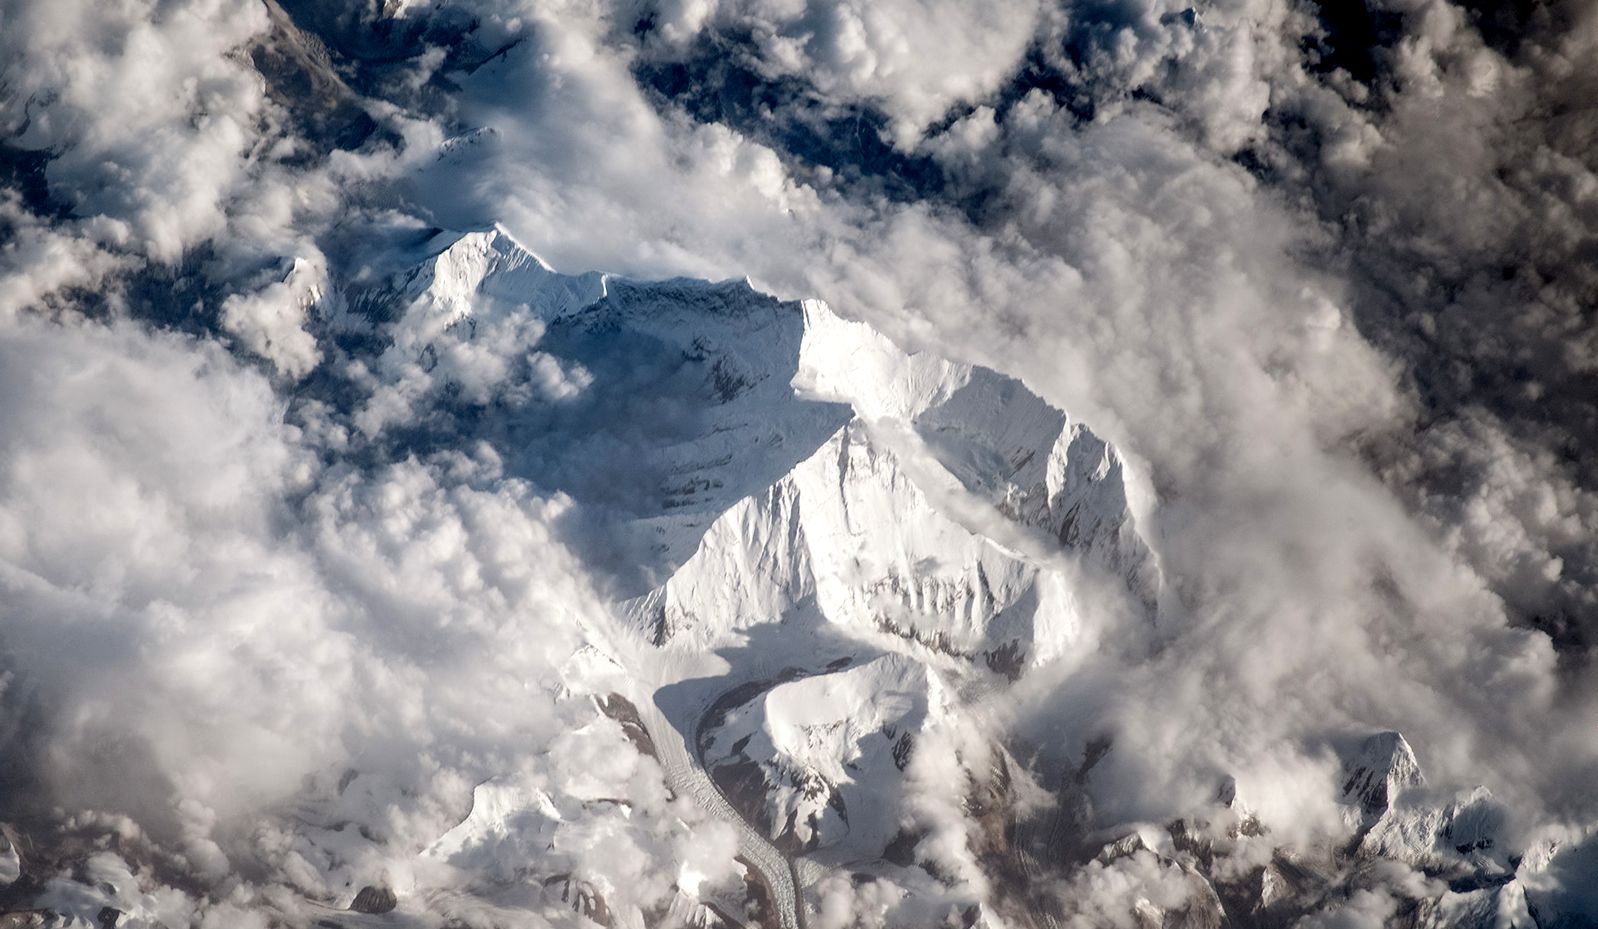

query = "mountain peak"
(409, 224), (608, 325)
(1342, 731), (1425, 817)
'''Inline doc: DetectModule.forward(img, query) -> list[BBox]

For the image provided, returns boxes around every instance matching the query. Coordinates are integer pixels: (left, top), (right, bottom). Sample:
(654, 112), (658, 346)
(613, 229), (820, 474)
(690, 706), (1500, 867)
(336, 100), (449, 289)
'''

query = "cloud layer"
(2, 0), (1597, 924)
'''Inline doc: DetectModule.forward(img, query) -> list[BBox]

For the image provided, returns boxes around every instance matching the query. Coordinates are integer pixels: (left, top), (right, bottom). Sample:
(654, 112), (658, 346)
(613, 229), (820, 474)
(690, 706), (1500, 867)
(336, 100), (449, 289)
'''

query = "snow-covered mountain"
(7, 0), (1598, 924)
(329, 224), (1173, 926)
(351, 224), (1159, 651)
(5, 222), (1593, 929)
(298, 227), (1590, 929)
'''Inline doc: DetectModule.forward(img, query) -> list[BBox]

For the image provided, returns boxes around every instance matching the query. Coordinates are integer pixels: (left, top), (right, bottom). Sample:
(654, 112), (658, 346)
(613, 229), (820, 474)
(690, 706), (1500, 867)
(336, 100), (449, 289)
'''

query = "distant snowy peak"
(1330, 731), (1554, 925)
(402, 224), (609, 325)
(1341, 731), (1425, 819)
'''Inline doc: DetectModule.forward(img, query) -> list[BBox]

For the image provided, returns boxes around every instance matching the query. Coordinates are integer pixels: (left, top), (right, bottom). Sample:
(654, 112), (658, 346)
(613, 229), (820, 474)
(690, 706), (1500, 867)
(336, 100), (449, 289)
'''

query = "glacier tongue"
(699, 653), (942, 857)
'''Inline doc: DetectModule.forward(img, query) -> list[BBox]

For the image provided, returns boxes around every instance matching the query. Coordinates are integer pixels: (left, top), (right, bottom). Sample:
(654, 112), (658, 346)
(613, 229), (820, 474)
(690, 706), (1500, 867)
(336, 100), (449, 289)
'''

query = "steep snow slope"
(796, 300), (1158, 608)
(630, 418), (1099, 674)
(623, 299), (1160, 670)
(348, 225), (857, 593)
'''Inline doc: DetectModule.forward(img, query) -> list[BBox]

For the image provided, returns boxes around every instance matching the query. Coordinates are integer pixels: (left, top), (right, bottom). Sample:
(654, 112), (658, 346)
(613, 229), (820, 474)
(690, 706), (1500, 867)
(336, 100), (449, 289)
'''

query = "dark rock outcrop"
(350, 885), (397, 914)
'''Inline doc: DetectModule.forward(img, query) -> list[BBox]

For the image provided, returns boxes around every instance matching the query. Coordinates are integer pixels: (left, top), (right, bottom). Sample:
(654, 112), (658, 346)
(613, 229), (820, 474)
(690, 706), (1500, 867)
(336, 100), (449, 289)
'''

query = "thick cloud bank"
(1, 0), (1597, 926)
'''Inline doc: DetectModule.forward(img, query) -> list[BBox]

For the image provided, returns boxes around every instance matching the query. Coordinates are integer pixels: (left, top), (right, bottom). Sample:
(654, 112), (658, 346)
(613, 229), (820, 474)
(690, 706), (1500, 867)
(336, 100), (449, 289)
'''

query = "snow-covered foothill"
(700, 654), (945, 857)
